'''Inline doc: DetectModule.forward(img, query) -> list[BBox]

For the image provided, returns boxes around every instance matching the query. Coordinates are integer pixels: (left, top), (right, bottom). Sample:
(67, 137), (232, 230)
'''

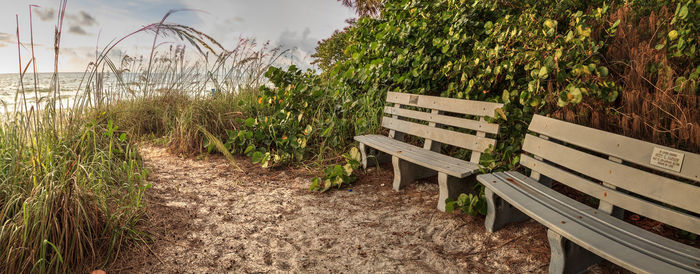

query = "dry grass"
(553, 4), (699, 153)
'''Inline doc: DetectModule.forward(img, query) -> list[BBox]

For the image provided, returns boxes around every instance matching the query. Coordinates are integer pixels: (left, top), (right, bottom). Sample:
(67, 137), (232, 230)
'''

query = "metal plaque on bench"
(650, 147), (684, 173)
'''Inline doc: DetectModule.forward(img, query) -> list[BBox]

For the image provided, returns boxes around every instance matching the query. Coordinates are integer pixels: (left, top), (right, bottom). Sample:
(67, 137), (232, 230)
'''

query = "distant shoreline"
(0, 72), (88, 75)
(0, 71), (91, 77)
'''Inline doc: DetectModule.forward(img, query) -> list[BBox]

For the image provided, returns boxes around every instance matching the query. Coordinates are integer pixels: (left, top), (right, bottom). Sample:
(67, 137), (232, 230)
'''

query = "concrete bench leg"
(484, 188), (530, 232)
(392, 156), (435, 191)
(547, 229), (601, 274)
(359, 143), (391, 169)
(437, 173), (476, 212)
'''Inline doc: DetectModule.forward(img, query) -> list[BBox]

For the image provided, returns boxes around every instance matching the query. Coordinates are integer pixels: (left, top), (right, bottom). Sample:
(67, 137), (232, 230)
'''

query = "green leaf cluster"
(445, 191), (487, 216)
(231, 0), (699, 197)
(226, 66), (362, 167)
(309, 147), (362, 191)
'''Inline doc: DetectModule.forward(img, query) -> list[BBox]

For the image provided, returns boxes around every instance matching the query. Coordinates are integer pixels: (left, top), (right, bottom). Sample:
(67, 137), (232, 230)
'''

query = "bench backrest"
(382, 91), (503, 164)
(521, 115), (700, 235)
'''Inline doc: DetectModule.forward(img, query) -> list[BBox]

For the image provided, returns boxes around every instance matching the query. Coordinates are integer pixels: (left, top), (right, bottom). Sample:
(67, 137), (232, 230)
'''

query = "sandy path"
(111, 145), (623, 273)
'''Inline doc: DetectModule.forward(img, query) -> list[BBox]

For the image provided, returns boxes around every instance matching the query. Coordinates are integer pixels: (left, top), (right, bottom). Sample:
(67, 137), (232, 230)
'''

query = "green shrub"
(309, 147), (362, 192)
(230, 0), (698, 199)
(226, 66), (362, 167)
(330, 0), (628, 171)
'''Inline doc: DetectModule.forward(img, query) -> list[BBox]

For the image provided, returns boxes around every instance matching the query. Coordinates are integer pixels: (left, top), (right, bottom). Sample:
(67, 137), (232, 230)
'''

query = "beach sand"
(109, 145), (625, 273)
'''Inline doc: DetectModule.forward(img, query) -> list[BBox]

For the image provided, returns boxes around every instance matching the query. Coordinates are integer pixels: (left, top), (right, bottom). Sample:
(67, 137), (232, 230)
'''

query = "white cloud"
(35, 7), (55, 21)
(0, 0), (356, 73)
(277, 28), (316, 53)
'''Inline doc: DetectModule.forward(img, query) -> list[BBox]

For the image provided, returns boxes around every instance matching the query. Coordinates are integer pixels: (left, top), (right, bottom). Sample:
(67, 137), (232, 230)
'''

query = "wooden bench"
(477, 115), (700, 273)
(355, 92), (503, 211)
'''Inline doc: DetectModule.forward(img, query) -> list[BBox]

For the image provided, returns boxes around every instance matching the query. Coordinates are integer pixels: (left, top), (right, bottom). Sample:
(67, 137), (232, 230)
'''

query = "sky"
(0, 0), (357, 73)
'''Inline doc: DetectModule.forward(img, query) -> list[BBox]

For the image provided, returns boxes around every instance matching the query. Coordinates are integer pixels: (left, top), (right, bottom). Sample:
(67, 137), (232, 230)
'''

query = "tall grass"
(0, 3), (273, 272)
(0, 1), (295, 269)
(93, 36), (283, 155)
(0, 111), (148, 272)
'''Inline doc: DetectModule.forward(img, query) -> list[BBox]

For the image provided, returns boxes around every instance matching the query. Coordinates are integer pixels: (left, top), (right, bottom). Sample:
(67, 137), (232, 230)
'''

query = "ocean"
(0, 72), (106, 113)
(0, 72), (218, 113)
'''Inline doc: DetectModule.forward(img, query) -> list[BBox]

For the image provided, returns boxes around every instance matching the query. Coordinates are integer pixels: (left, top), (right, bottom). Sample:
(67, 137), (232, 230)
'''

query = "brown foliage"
(553, 5), (699, 153)
(339, 0), (383, 17)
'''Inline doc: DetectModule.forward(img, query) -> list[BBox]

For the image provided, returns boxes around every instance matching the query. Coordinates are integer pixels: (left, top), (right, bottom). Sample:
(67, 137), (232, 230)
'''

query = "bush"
(226, 66), (362, 167)
(236, 0), (698, 201)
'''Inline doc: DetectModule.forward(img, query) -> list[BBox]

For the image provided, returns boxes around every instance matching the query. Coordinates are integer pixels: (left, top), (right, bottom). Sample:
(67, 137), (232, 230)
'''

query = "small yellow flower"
(258, 97), (263, 104)
(282, 135), (288, 140)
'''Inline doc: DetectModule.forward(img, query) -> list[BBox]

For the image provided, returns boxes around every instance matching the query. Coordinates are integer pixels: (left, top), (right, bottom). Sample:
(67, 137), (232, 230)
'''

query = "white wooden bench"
(477, 115), (700, 273)
(355, 92), (503, 211)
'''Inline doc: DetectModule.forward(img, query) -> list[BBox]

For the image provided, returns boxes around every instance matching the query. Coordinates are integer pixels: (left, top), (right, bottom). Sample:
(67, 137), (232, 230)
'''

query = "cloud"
(68, 26), (88, 35)
(0, 32), (12, 43)
(272, 28), (321, 70)
(77, 11), (97, 26)
(63, 11), (98, 36)
(0, 32), (41, 48)
(276, 28), (317, 54)
(60, 46), (97, 71)
(35, 8), (55, 21)
(65, 10), (97, 27)
(0, 32), (13, 48)
(33, 8), (96, 26)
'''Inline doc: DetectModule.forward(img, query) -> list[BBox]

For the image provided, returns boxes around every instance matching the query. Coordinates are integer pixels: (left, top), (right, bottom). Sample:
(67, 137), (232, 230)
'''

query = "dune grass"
(0, 2), (148, 271)
(0, 4), (280, 271)
(0, 108), (149, 273)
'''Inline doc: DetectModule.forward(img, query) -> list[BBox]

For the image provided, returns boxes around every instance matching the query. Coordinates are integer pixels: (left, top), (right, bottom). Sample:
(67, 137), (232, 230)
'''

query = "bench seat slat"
(501, 172), (700, 259)
(357, 135), (462, 168)
(382, 117), (495, 153)
(523, 134), (700, 214)
(529, 115), (700, 182)
(354, 134), (478, 178)
(478, 172), (700, 273)
(383, 106), (500, 134)
(356, 135), (468, 171)
(520, 154), (700, 235)
(386, 91), (503, 117)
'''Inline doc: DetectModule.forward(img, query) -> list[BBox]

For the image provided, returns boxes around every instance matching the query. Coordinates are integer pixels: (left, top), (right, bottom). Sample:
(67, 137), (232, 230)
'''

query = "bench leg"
(359, 143), (391, 169)
(484, 188), (530, 232)
(392, 156), (436, 191)
(598, 202), (625, 219)
(598, 183), (625, 219)
(359, 143), (369, 169)
(547, 230), (602, 274)
(437, 173), (476, 212)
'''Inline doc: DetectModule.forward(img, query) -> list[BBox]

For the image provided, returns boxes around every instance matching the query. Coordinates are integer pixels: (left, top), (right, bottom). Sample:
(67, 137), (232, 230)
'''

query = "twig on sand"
(494, 234), (523, 249)
(465, 234), (525, 257)
(146, 243), (166, 266)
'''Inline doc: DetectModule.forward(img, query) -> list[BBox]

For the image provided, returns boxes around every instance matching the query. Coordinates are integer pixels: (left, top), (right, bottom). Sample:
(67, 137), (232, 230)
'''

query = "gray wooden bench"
(355, 91), (503, 211)
(477, 115), (700, 273)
